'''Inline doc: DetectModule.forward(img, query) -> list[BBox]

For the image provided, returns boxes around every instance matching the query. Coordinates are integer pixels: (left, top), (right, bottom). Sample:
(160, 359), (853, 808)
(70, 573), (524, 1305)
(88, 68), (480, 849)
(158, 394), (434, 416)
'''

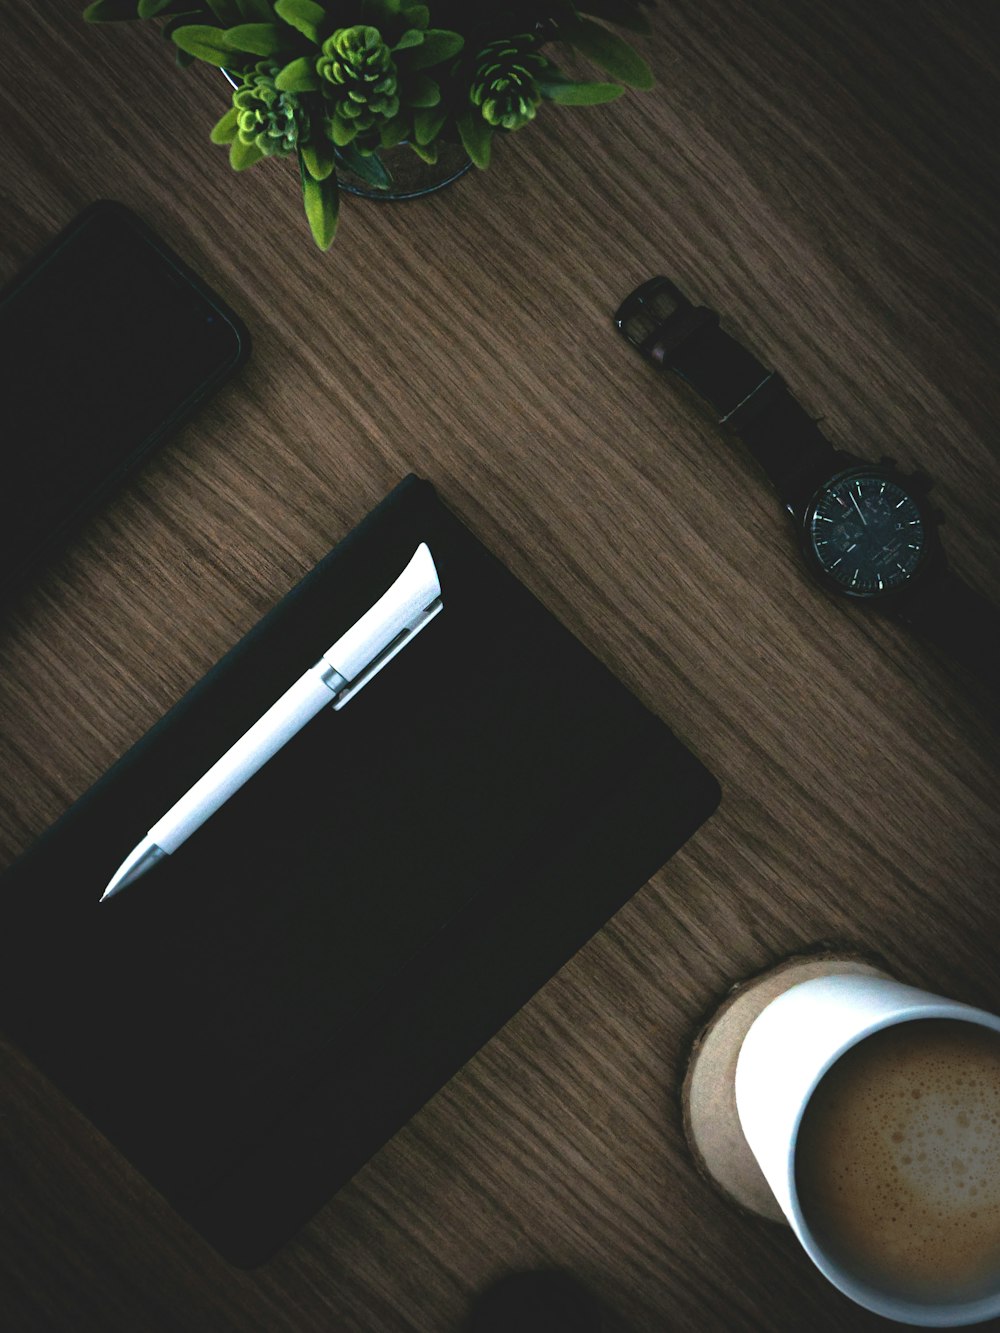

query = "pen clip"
(322, 542), (443, 708)
(331, 597), (442, 710)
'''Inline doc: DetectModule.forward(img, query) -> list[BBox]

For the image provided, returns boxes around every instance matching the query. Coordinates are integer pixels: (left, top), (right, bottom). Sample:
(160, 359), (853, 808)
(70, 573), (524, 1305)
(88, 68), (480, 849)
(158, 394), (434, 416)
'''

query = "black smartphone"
(0, 200), (250, 601)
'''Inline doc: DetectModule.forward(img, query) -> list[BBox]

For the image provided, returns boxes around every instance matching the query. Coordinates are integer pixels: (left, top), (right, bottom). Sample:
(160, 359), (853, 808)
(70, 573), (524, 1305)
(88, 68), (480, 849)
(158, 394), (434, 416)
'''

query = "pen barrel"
(148, 667), (336, 854)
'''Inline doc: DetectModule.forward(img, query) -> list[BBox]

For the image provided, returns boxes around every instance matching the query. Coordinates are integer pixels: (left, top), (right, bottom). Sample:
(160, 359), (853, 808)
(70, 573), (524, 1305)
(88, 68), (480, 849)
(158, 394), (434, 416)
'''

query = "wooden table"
(2, 2), (998, 1329)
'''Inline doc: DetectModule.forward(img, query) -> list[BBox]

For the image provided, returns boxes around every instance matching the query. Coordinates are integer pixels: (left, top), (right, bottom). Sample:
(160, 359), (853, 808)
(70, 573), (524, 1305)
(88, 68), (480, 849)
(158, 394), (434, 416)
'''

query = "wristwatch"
(614, 276), (1000, 684)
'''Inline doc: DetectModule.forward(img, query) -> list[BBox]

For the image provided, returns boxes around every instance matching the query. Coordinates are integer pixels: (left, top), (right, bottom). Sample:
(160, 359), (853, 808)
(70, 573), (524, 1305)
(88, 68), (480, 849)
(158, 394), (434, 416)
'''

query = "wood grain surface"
(2, 1), (998, 1329)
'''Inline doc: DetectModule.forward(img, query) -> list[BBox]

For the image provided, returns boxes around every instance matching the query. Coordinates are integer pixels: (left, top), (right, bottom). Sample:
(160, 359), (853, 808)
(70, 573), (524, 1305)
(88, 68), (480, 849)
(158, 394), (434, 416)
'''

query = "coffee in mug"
(795, 1018), (1000, 1304)
(734, 974), (1000, 1324)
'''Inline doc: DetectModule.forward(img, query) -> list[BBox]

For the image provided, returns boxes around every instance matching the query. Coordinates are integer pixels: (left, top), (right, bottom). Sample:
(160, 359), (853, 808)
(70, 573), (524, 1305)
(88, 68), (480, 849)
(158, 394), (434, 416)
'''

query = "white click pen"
(101, 543), (442, 901)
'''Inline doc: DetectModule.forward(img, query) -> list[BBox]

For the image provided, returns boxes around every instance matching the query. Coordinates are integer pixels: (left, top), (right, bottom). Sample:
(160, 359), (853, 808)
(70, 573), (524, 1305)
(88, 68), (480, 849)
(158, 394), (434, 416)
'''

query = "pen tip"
(100, 839), (167, 902)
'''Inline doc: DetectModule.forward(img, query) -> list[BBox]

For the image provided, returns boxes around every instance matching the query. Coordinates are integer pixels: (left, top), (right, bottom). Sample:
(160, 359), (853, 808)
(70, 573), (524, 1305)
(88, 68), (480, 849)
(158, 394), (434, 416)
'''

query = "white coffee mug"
(735, 974), (1000, 1326)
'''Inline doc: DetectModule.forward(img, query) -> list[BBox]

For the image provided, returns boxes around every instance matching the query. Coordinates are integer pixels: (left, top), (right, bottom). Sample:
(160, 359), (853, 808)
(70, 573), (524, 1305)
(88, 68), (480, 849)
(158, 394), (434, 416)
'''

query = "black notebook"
(0, 477), (720, 1265)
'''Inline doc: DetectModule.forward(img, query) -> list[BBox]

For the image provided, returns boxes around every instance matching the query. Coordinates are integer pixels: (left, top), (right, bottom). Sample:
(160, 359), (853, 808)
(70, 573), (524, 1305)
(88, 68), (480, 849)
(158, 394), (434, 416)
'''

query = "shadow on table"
(462, 1268), (633, 1333)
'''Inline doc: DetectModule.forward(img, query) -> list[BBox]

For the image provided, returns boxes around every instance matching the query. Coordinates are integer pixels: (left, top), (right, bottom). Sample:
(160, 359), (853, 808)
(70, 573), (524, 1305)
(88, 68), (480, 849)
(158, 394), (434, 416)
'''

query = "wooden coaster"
(681, 951), (894, 1223)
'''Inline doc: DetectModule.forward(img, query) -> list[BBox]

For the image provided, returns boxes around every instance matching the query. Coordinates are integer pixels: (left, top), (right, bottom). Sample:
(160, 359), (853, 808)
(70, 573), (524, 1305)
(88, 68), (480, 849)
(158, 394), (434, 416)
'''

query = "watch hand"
(849, 492), (867, 525)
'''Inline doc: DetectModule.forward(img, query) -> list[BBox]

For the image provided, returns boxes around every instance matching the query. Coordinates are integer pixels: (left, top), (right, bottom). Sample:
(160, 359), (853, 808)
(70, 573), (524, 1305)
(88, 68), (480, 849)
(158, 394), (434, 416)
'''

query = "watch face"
(807, 471), (926, 596)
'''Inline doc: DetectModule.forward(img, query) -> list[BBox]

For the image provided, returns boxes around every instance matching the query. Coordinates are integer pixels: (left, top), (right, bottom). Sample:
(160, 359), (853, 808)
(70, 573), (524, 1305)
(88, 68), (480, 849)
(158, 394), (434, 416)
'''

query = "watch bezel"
(800, 464), (940, 603)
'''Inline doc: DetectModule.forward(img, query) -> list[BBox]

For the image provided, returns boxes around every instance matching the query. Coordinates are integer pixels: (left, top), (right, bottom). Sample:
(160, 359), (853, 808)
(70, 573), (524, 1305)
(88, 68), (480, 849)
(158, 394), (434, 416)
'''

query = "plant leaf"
(398, 3), (430, 27)
(407, 74), (440, 107)
(393, 28), (424, 51)
(412, 104), (446, 145)
(274, 0), (325, 44)
(327, 113), (356, 146)
(274, 55), (320, 91)
(300, 135), (335, 180)
(408, 138), (438, 164)
(236, 0), (273, 19)
(162, 13), (203, 41)
(299, 154), (339, 248)
(83, 0), (140, 19)
(557, 15), (653, 89)
(222, 22), (284, 55)
(210, 105), (239, 143)
(137, 0), (181, 16)
(335, 142), (392, 189)
(455, 109), (493, 169)
(172, 23), (237, 65)
(204, 0), (243, 23)
(230, 137), (264, 169)
(576, 0), (651, 34)
(378, 115), (408, 148)
(405, 28), (463, 70)
(537, 75), (624, 105)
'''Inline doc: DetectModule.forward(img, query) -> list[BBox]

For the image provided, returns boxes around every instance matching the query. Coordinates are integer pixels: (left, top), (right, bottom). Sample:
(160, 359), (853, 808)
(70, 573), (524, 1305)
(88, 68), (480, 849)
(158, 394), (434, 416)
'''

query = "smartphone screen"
(0, 201), (249, 599)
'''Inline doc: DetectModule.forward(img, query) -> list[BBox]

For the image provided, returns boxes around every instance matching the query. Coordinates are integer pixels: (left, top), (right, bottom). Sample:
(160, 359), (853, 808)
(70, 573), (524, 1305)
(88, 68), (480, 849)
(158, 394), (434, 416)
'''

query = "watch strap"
(896, 566), (1000, 686)
(616, 277), (839, 508)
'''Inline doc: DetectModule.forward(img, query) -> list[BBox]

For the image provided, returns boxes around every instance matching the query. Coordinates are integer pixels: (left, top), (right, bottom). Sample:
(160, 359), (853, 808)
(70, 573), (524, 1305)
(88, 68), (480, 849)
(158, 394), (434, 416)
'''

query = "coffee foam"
(795, 1019), (1000, 1302)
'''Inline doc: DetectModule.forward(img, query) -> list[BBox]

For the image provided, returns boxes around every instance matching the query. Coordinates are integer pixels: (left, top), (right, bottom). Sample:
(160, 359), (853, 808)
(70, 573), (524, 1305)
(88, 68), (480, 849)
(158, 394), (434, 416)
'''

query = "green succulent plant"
(83, 0), (655, 249)
(470, 35), (547, 132)
(318, 26), (399, 128)
(228, 62), (306, 160)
